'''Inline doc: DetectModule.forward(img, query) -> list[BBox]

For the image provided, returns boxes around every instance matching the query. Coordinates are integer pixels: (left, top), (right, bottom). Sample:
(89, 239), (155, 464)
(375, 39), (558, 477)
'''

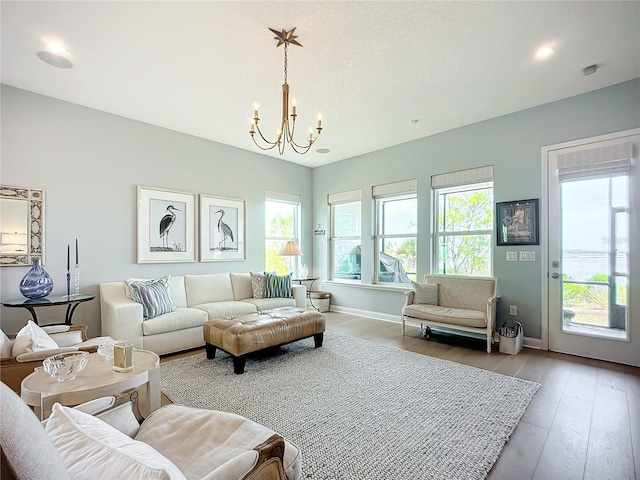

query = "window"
(433, 167), (493, 276)
(329, 190), (361, 281)
(265, 191), (300, 274)
(374, 180), (417, 283)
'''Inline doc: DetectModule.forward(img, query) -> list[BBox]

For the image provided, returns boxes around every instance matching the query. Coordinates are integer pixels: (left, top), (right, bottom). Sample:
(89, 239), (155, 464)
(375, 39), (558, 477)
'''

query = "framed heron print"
(199, 194), (245, 262)
(137, 186), (197, 263)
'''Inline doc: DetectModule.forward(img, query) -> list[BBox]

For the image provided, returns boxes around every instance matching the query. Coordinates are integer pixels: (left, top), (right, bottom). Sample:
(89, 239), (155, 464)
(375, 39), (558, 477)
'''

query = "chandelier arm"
(254, 123), (282, 147)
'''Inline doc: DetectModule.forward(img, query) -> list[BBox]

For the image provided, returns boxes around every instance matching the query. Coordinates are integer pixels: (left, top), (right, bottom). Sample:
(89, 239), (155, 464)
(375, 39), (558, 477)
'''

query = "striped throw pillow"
(126, 277), (174, 319)
(264, 272), (293, 299)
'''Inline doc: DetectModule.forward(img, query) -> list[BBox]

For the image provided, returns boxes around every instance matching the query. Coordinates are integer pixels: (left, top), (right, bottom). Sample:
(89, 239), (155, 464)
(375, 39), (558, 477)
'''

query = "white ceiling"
(2, 1), (639, 168)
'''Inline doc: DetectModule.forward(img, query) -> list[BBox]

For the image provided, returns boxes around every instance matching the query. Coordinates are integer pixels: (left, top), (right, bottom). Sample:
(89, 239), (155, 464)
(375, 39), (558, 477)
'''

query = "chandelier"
(250, 27), (322, 155)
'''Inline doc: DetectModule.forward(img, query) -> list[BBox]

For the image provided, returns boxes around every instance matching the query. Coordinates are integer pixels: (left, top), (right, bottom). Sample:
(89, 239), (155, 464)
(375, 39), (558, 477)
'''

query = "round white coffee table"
(21, 349), (160, 420)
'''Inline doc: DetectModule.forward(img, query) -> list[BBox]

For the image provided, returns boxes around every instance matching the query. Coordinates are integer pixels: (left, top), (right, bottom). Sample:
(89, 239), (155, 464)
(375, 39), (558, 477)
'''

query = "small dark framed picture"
(496, 198), (539, 246)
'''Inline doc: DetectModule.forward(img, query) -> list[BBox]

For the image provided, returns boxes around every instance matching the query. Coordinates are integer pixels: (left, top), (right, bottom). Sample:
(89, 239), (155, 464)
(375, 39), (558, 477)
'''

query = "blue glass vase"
(19, 257), (53, 299)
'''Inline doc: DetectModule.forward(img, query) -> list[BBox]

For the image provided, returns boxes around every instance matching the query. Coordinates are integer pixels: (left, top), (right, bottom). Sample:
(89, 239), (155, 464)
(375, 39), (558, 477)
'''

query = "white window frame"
(265, 191), (301, 274)
(432, 167), (494, 277)
(373, 179), (417, 284)
(329, 190), (361, 282)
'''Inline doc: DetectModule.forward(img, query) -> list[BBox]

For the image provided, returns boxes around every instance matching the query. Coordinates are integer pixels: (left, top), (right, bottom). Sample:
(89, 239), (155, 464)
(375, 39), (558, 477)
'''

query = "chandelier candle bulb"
(292, 98), (297, 116)
(253, 103), (259, 119)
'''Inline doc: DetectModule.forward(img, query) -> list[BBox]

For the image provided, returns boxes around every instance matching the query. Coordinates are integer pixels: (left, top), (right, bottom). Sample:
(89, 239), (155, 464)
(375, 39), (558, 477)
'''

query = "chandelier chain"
(284, 43), (288, 84)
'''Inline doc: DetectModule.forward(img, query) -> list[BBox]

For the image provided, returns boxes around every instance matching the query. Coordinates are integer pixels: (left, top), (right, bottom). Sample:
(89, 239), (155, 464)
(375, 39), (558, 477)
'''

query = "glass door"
(546, 131), (639, 366)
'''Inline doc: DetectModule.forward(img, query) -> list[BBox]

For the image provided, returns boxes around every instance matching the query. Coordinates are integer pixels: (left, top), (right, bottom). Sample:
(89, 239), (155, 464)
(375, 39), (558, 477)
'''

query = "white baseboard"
(329, 305), (543, 350)
(328, 305), (401, 324)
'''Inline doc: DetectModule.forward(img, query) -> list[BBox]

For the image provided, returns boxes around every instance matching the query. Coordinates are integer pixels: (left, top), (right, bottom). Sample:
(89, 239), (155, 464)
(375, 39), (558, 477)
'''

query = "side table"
(2, 294), (95, 325)
(21, 349), (160, 420)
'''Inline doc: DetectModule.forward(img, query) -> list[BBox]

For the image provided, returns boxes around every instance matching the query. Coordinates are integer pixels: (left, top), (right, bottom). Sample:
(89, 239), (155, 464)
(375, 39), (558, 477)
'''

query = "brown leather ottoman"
(203, 307), (326, 374)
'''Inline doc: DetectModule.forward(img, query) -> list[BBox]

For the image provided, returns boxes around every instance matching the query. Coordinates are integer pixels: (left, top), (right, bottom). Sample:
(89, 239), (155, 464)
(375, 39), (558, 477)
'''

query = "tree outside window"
(435, 184), (493, 276)
(266, 200), (299, 274)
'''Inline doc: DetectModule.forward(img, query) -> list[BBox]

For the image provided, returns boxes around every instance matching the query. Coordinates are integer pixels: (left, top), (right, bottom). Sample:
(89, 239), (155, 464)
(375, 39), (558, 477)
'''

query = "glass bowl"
(97, 341), (115, 360)
(43, 351), (89, 382)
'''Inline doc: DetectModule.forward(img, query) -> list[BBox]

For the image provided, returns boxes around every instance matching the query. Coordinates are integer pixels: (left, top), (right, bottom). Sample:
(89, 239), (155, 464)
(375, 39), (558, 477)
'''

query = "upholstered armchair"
(0, 325), (113, 393)
(0, 383), (301, 480)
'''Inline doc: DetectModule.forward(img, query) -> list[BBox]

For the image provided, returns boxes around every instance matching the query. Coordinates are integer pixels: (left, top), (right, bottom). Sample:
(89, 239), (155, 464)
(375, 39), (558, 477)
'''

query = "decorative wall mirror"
(0, 185), (44, 266)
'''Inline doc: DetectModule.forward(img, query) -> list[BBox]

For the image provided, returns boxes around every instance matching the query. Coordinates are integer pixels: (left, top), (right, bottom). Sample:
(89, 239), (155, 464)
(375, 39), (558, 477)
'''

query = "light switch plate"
(519, 251), (535, 261)
(506, 251), (517, 261)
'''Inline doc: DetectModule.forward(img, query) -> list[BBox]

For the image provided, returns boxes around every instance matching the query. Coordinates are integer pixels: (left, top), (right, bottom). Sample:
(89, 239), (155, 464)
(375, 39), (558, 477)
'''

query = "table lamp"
(278, 240), (302, 274)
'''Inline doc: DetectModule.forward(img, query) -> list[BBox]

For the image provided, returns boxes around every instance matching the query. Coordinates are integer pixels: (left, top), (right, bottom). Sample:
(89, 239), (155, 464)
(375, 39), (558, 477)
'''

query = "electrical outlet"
(509, 305), (517, 316)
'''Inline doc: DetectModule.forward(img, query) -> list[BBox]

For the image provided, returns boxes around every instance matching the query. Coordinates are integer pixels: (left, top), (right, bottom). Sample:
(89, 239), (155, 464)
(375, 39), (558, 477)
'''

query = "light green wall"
(2, 79), (639, 340)
(312, 78), (640, 339)
(0, 85), (313, 336)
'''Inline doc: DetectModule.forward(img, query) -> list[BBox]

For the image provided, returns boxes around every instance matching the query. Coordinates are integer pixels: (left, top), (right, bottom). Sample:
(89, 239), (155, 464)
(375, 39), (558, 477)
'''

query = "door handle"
(551, 273), (559, 279)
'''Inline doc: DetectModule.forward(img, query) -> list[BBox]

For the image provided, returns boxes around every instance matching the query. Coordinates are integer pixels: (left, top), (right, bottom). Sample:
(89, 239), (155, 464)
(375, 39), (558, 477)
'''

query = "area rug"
(161, 332), (539, 480)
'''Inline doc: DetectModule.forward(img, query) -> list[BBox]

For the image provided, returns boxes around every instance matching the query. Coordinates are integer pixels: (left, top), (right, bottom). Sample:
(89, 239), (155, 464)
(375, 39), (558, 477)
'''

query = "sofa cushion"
(142, 308), (208, 336)
(192, 301), (257, 319)
(185, 273), (234, 306)
(413, 282), (438, 305)
(241, 297), (296, 311)
(128, 277), (174, 319)
(264, 272), (292, 298)
(45, 403), (186, 480)
(250, 272), (267, 299)
(167, 276), (187, 308)
(230, 272), (253, 301)
(403, 304), (487, 328)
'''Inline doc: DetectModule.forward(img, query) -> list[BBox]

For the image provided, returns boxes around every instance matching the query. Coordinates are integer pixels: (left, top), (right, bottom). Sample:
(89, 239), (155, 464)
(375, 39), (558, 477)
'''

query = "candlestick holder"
(66, 270), (71, 297)
(73, 265), (80, 295)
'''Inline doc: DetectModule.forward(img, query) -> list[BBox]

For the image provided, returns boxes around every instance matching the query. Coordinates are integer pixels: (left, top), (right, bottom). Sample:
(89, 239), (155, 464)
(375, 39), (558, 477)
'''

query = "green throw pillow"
(412, 282), (438, 305)
(265, 272), (293, 299)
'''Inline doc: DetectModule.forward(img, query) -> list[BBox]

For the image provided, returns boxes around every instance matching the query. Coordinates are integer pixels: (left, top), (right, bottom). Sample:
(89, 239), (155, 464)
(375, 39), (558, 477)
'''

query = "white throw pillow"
(12, 320), (58, 357)
(0, 329), (13, 359)
(45, 403), (186, 480)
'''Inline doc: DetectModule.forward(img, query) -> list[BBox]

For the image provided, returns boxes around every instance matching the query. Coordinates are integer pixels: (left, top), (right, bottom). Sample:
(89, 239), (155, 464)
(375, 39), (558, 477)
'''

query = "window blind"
(328, 189), (361, 205)
(266, 190), (301, 205)
(372, 179), (417, 198)
(431, 166), (493, 189)
(557, 142), (633, 182)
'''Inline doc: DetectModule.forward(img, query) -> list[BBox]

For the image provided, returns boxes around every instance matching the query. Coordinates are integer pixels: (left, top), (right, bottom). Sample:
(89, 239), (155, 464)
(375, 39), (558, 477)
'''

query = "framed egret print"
(137, 186), (197, 263)
(200, 194), (245, 262)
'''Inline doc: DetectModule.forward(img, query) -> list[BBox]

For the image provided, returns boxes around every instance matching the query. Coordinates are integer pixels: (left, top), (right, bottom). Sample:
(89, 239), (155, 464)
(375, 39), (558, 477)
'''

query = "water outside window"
(561, 176), (629, 336)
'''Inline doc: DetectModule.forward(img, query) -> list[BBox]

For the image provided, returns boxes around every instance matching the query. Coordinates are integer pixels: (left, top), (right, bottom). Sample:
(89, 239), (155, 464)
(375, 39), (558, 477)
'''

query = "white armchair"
(0, 382), (301, 480)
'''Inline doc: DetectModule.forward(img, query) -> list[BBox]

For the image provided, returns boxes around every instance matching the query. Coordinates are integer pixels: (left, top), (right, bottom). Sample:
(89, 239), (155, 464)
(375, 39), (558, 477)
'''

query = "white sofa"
(100, 273), (306, 356)
(402, 274), (498, 353)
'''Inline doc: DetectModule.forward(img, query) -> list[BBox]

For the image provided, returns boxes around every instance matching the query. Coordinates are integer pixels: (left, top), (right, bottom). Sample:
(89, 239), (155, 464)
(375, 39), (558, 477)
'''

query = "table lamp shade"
(279, 240), (302, 256)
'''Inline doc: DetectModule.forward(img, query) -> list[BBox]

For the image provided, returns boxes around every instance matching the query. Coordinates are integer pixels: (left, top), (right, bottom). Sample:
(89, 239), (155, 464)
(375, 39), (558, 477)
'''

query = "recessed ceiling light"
(46, 41), (67, 54)
(410, 119), (420, 124)
(582, 64), (598, 76)
(535, 45), (555, 60)
(316, 148), (330, 154)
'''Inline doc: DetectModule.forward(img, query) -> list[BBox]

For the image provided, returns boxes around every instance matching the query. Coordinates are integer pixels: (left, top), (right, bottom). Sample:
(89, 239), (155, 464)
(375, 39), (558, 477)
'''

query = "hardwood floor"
(161, 311), (640, 480)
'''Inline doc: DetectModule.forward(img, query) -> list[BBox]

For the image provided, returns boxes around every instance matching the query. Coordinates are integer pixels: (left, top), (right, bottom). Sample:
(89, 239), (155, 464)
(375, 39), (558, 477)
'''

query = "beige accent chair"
(402, 274), (498, 353)
(0, 382), (301, 480)
(0, 325), (113, 394)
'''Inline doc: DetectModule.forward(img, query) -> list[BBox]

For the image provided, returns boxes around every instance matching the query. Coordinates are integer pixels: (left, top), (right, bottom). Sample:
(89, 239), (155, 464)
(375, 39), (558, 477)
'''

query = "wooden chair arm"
(241, 434), (287, 480)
